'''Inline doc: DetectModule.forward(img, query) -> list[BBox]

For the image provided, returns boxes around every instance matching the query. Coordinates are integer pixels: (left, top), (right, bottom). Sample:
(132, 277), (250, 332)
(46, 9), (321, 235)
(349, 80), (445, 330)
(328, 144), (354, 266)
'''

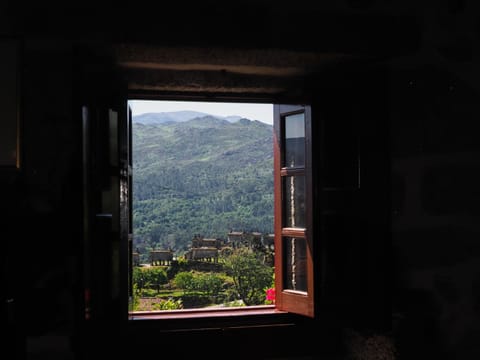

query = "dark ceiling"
(7, 2), (421, 99)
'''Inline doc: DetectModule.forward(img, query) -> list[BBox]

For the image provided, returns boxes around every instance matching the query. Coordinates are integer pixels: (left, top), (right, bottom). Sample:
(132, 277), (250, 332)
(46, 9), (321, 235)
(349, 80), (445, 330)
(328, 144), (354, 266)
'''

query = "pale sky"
(128, 100), (273, 125)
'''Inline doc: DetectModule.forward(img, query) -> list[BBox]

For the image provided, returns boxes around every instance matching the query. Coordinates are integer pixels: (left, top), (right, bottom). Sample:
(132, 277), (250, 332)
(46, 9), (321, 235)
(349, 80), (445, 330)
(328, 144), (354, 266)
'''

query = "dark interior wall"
(390, 65), (480, 359)
(387, 2), (480, 359)
(1, 38), (82, 358)
(0, 1), (479, 359)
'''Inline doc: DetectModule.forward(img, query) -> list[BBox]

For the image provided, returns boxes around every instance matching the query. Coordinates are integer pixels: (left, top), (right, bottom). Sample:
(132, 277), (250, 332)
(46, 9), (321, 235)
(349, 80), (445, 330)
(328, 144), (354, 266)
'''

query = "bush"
(151, 298), (183, 310)
(173, 271), (195, 293)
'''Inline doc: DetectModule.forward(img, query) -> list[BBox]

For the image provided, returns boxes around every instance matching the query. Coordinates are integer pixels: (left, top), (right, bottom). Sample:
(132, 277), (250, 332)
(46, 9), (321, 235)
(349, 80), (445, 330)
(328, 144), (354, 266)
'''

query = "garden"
(130, 247), (275, 311)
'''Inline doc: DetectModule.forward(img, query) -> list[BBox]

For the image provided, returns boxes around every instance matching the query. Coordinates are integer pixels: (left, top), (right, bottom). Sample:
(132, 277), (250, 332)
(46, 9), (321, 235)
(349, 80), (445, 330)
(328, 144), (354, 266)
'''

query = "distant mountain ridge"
(133, 110), (243, 125)
(132, 115), (274, 254)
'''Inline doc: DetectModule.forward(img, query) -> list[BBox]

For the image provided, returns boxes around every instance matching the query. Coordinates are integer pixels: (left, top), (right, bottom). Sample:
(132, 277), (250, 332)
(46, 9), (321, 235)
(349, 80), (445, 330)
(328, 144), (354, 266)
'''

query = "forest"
(132, 115), (274, 260)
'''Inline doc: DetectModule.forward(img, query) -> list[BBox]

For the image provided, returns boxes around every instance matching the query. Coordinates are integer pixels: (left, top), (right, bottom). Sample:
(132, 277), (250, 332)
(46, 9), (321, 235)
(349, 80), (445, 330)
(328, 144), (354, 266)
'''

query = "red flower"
(265, 287), (275, 302)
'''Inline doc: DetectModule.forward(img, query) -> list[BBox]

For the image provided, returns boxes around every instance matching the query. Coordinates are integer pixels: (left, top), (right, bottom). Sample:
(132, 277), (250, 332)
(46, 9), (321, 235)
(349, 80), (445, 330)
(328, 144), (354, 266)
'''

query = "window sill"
(126, 305), (304, 332)
(129, 304), (281, 320)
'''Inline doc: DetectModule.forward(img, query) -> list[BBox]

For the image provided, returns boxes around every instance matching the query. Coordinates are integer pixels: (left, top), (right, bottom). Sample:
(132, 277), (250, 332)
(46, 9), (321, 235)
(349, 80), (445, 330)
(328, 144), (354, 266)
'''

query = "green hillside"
(132, 115), (274, 256)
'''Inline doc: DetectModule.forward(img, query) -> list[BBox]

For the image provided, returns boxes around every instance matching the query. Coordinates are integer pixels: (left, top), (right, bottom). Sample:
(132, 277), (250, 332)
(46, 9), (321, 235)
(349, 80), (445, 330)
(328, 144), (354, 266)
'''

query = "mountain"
(223, 115), (242, 122)
(132, 110), (212, 124)
(132, 115), (274, 254)
(132, 111), (245, 125)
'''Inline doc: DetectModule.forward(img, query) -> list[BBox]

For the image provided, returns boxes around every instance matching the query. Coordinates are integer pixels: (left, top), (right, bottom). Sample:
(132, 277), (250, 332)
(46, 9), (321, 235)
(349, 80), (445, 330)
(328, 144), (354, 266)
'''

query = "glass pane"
(283, 237), (307, 292)
(283, 175), (305, 228)
(284, 113), (305, 167)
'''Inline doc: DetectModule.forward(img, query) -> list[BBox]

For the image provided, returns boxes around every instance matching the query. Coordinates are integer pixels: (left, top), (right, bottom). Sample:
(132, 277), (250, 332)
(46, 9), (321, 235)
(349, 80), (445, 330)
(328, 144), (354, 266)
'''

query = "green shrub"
(151, 298), (183, 310)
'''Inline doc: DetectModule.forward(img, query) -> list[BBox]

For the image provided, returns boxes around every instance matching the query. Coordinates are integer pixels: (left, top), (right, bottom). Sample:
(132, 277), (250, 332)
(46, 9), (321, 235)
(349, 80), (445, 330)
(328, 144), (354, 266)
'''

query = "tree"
(223, 247), (274, 305)
(132, 267), (168, 295)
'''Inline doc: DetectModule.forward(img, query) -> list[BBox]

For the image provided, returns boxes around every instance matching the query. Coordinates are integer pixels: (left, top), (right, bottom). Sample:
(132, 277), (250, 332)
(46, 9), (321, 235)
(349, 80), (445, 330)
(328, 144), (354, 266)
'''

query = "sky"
(128, 100), (274, 125)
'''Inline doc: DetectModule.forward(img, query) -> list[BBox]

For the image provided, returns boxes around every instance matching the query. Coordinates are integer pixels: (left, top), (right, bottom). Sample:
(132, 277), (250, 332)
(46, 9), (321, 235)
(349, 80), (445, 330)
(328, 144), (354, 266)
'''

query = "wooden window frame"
(123, 98), (316, 323)
(273, 104), (315, 318)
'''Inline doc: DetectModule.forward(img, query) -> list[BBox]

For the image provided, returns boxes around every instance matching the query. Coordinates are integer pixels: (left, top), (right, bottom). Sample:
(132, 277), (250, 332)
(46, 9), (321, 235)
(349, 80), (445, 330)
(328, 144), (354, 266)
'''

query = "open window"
(78, 43), (321, 326)
(122, 100), (314, 319)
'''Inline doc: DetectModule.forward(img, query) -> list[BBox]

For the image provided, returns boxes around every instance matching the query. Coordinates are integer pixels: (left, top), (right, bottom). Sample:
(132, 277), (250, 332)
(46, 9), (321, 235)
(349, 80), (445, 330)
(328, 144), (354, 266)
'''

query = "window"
(81, 95), (315, 323)
(124, 101), (314, 319)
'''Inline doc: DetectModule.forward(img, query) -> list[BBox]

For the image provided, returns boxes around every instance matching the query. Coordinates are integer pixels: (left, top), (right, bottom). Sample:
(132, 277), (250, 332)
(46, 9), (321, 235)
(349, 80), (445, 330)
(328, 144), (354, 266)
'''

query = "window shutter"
(274, 104), (315, 317)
